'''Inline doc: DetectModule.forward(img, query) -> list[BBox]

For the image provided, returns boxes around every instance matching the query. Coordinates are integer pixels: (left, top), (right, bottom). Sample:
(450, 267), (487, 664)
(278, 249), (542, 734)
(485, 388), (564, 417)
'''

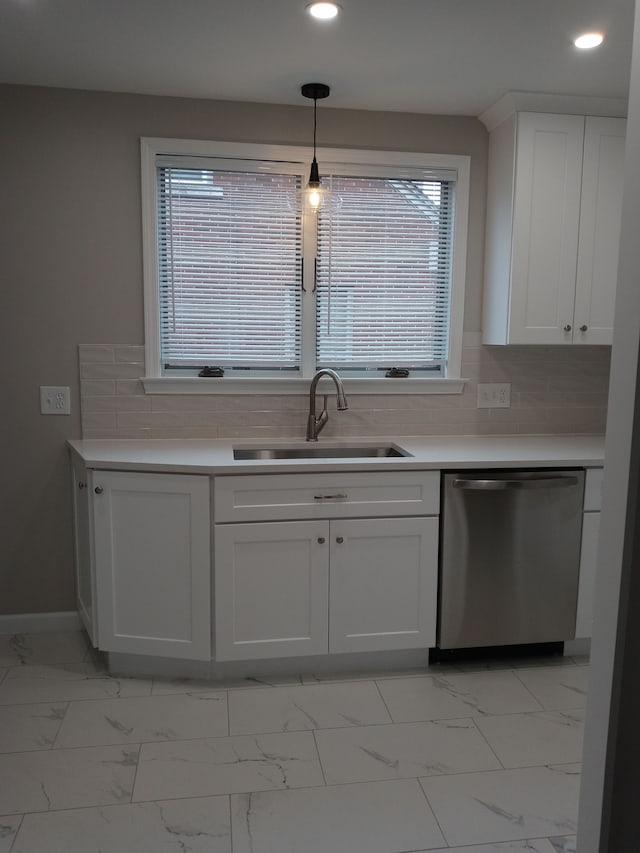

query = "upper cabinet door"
(574, 117), (626, 345)
(509, 113), (585, 344)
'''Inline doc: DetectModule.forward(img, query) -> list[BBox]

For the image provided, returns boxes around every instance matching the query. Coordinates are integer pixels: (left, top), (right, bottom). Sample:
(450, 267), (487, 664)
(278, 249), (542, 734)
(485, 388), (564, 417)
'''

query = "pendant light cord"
(313, 97), (318, 159)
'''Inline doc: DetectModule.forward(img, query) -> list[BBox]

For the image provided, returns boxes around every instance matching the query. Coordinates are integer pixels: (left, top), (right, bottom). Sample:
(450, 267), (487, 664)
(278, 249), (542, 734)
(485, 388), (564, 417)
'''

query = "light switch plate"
(40, 386), (71, 415)
(477, 382), (511, 408)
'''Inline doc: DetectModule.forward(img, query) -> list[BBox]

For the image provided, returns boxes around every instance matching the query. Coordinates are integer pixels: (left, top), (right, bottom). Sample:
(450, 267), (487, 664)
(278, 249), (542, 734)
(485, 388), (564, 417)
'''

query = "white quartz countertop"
(68, 435), (605, 474)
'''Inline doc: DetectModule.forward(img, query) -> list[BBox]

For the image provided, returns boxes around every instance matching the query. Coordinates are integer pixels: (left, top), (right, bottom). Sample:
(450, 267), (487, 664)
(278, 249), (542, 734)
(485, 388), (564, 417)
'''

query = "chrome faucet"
(306, 369), (349, 441)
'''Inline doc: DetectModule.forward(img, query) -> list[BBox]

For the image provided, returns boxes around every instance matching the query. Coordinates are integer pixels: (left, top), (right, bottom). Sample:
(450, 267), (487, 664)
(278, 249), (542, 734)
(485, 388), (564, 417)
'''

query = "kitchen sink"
(233, 445), (410, 460)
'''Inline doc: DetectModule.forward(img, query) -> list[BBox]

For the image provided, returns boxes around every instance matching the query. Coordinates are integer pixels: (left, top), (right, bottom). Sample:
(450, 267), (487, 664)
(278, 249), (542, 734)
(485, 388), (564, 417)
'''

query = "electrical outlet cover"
(40, 386), (71, 415)
(477, 383), (511, 409)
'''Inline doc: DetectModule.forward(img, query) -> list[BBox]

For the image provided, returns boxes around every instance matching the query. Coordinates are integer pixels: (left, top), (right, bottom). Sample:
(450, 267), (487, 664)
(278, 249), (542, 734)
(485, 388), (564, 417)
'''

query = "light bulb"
(308, 188), (321, 208)
(307, 2), (340, 20)
(574, 32), (604, 49)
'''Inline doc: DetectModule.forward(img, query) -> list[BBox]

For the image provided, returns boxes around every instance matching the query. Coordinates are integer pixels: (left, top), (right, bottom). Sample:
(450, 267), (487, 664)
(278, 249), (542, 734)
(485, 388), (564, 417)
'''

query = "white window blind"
(157, 166), (302, 370)
(316, 175), (454, 373)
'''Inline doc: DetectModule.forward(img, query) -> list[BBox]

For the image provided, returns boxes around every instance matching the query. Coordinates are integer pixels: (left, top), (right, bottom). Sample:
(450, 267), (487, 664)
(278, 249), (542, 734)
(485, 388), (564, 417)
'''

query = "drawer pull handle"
(336, 536), (344, 544)
(313, 493), (348, 501)
(317, 537), (326, 544)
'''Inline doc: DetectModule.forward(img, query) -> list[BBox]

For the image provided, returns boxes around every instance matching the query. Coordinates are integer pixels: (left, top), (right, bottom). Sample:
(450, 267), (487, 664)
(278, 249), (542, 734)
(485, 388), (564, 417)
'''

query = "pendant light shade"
(299, 82), (341, 214)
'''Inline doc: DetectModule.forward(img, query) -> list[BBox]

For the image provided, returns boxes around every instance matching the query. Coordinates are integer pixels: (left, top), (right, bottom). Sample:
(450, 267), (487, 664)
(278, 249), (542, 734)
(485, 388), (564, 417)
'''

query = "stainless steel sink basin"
(233, 445), (410, 460)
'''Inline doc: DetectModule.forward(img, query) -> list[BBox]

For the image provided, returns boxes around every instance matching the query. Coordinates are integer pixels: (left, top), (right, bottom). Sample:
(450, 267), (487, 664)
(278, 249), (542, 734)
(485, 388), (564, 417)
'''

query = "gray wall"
(1, 84), (488, 615)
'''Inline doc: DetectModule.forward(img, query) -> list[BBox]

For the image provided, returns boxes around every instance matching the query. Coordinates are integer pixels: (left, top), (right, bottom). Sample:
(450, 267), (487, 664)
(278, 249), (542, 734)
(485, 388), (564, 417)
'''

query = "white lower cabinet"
(70, 454), (97, 646)
(214, 516), (438, 661)
(214, 521), (329, 660)
(576, 511), (601, 639)
(92, 470), (211, 660)
(575, 467), (604, 639)
(329, 516), (438, 653)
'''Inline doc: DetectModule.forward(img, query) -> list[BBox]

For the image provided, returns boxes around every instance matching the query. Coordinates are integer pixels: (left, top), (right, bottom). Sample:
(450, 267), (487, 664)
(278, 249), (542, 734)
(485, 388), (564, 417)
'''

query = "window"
(142, 139), (470, 394)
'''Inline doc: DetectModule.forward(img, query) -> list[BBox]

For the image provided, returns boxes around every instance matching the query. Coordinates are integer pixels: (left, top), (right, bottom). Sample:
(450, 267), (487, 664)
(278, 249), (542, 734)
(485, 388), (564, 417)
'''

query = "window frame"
(141, 137), (470, 395)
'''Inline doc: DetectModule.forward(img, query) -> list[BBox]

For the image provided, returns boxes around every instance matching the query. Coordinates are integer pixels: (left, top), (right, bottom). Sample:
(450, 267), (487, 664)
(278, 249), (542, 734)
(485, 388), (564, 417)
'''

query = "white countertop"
(68, 435), (605, 474)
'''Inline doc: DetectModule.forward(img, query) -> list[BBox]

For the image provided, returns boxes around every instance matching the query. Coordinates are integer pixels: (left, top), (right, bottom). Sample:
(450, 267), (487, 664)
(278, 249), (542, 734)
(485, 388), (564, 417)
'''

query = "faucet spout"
(306, 369), (349, 441)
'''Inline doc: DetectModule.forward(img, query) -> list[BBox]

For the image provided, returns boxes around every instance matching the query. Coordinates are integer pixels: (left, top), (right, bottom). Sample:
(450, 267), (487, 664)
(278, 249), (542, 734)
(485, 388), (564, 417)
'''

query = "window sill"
(142, 376), (467, 395)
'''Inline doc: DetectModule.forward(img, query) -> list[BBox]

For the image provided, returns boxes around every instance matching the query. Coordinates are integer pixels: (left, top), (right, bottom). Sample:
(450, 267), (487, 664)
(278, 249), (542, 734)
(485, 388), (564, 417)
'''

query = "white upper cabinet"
(574, 117), (626, 343)
(483, 112), (625, 345)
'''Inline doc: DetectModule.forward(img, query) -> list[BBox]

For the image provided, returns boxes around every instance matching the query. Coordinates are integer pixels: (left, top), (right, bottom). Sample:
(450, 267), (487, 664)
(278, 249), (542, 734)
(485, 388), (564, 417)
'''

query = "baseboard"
(107, 647), (430, 681)
(564, 637), (591, 657)
(0, 611), (82, 635)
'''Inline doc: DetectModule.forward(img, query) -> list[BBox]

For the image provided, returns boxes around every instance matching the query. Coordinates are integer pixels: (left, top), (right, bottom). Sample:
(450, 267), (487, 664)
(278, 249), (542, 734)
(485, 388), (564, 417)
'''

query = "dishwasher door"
(438, 469), (585, 650)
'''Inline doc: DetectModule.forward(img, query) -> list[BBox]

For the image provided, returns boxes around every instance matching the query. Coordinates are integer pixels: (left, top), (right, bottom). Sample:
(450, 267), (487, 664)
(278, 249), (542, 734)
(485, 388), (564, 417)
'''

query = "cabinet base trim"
(0, 611), (82, 634)
(564, 638), (591, 657)
(106, 648), (430, 681)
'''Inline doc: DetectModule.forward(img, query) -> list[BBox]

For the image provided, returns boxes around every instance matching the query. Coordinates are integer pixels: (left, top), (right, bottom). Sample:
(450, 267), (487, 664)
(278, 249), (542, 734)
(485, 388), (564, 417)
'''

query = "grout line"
(466, 715), (506, 770)
(226, 793), (234, 853)
(128, 742), (143, 806)
(372, 678), (395, 723)
(414, 776), (449, 848)
(48, 700), (71, 751)
(6, 813), (24, 853)
(311, 729), (328, 787)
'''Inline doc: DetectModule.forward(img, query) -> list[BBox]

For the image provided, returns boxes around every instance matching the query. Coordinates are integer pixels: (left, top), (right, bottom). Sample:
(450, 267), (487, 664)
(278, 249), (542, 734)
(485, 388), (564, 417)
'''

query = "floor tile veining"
(0, 630), (585, 852)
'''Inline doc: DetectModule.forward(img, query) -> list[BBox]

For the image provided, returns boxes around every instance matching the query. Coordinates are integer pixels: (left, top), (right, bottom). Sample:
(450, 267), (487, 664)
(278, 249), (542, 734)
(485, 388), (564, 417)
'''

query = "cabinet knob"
(563, 324), (572, 332)
(94, 486), (104, 495)
(317, 537), (325, 544)
(580, 324), (588, 332)
(78, 482), (86, 490)
(336, 536), (344, 544)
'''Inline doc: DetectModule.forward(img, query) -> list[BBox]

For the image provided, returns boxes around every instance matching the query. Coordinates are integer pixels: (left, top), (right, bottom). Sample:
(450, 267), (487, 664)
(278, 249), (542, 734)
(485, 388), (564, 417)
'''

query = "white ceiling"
(0, 0), (634, 116)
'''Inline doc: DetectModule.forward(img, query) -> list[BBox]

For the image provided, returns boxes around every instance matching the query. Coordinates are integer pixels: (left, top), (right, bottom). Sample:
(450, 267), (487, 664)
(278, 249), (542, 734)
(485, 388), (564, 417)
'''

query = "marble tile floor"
(0, 630), (588, 853)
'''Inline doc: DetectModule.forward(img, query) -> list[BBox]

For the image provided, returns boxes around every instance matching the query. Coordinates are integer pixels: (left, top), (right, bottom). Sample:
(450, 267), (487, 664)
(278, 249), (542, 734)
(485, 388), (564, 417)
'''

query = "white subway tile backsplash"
(82, 396), (152, 413)
(116, 412), (185, 429)
(78, 345), (115, 363)
(80, 362), (145, 380)
(150, 427), (220, 439)
(80, 380), (116, 397)
(81, 413), (117, 431)
(116, 380), (146, 396)
(114, 345), (145, 363)
(83, 429), (154, 440)
(78, 340), (609, 441)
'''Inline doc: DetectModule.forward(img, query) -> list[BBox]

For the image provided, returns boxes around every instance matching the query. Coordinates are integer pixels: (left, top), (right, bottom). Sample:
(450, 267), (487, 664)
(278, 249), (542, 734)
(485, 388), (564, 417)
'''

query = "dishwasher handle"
(452, 475), (580, 491)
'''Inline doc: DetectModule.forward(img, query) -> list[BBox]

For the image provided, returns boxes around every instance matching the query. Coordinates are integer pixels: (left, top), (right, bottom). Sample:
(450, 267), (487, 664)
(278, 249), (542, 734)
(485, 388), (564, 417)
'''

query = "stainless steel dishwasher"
(438, 469), (585, 650)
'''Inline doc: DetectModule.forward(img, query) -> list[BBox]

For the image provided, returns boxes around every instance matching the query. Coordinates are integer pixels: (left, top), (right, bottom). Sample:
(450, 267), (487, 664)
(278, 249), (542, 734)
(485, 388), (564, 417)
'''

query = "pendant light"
(300, 82), (339, 214)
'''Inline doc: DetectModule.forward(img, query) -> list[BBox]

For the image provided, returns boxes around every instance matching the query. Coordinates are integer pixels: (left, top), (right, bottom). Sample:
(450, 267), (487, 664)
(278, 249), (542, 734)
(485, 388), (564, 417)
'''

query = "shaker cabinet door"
(329, 516), (438, 653)
(509, 112), (585, 343)
(93, 471), (211, 660)
(574, 116), (626, 344)
(214, 520), (329, 661)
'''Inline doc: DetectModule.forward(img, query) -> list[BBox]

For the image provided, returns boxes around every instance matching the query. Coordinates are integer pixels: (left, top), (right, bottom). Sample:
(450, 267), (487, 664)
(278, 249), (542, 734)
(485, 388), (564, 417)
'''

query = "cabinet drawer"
(214, 471), (440, 522)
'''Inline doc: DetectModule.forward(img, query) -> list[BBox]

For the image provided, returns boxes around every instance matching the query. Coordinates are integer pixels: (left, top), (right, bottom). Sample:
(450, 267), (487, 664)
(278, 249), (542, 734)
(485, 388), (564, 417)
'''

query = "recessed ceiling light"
(574, 32), (604, 49)
(307, 2), (340, 20)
